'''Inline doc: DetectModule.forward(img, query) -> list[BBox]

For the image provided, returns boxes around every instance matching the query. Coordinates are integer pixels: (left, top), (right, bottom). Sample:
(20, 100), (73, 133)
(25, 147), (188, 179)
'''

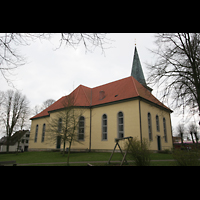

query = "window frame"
(118, 111), (124, 139)
(148, 112), (153, 141)
(156, 115), (160, 132)
(102, 114), (108, 141)
(58, 118), (62, 133)
(41, 123), (46, 142)
(78, 116), (85, 141)
(34, 124), (38, 143)
(163, 117), (167, 142)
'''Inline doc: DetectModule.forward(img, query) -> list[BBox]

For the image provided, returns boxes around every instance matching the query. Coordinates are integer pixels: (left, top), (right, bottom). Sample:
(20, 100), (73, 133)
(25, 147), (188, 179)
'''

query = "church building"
(29, 46), (173, 151)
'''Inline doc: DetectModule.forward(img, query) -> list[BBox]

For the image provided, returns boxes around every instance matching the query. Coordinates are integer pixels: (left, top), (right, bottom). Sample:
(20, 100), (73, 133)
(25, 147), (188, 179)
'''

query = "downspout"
(89, 107), (92, 152)
(169, 113), (173, 148)
(89, 88), (92, 152)
(139, 98), (143, 144)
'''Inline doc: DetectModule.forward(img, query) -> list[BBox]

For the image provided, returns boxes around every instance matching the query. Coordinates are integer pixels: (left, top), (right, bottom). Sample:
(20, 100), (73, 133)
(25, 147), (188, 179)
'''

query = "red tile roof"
(30, 76), (172, 120)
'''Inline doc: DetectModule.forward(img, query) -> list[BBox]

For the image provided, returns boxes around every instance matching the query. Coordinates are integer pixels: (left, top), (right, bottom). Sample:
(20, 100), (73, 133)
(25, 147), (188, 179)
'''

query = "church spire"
(131, 46), (152, 92)
(131, 46), (147, 86)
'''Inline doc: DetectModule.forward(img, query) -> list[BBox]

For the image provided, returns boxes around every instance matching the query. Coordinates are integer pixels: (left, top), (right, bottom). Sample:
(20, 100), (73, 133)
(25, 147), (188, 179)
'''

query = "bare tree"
(147, 33), (200, 117)
(0, 90), (29, 152)
(32, 99), (56, 116)
(177, 124), (185, 145)
(41, 99), (56, 110)
(0, 91), (5, 108)
(17, 106), (31, 130)
(188, 123), (199, 144)
(0, 33), (110, 85)
(32, 105), (42, 116)
(46, 94), (84, 165)
(55, 33), (110, 53)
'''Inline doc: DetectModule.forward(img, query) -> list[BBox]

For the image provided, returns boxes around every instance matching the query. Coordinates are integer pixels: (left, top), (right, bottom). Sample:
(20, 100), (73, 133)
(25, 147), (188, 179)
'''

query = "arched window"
(118, 111), (124, 139)
(78, 116), (85, 140)
(34, 124), (38, 143)
(58, 118), (62, 133)
(41, 123), (45, 142)
(163, 118), (167, 142)
(156, 115), (160, 132)
(102, 114), (107, 140)
(148, 113), (152, 141)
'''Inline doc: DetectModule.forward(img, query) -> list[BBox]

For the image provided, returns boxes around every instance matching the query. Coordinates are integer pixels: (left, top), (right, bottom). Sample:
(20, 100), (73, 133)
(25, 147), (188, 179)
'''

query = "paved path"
(17, 159), (176, 166)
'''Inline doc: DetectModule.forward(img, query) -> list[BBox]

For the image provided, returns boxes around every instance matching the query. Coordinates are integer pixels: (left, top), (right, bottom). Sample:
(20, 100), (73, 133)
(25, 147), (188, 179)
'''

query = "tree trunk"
(196, 90), (200, 126)
(16, 141), (20, 155)
(6, 143), (9, 153)
(6, 136), (10, 153)
(190, 132), (195, 143)
(181, 132), (184, 145)
(63, 140), (66, 156)
(67, 140), (72, 166)
(193, 132), (199, 147)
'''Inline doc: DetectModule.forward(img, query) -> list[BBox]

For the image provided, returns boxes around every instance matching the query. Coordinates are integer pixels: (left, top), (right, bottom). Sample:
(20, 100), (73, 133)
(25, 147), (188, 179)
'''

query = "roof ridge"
(71, 85), (81, 105)
(80, 85), (92, 106)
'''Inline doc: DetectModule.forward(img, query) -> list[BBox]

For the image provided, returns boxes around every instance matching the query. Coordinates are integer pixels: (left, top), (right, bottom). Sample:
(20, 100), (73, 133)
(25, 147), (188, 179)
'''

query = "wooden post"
(108, 137), (133, 166)
(107, 140), (118, 164)
(120, 137), (132, 166)
(117, 142), (127, 164)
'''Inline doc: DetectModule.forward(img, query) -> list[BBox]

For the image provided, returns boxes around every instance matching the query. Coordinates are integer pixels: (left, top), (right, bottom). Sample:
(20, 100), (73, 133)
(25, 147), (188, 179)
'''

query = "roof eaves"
(91, 96), (140, 108)
(30, 114), (50, 120)
(139, 96), (173, 113)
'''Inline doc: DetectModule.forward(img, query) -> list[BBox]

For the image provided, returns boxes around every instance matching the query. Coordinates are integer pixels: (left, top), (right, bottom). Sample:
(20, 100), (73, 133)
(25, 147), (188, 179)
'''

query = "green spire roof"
(131, 46), (152, 92)
(131, 46), (147, 86)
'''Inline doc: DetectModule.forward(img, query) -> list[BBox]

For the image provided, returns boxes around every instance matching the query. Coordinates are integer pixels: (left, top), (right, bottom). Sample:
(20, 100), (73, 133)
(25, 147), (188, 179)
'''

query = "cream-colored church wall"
(29, 99), (173, 152)
(29, 117), (53, 150)
(140, 100), (173, 151)
(29, 108), (91, 151)
(91, 100), (141, 150)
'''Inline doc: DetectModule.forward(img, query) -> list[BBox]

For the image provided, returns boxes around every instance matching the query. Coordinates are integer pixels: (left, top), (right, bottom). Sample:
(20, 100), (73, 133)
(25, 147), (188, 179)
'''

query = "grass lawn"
(0, 151), (123, 164)
(0, 151), (174, 166)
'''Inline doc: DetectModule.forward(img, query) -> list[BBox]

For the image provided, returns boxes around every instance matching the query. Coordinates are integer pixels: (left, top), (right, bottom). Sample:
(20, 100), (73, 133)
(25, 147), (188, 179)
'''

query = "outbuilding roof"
(0, 130), (29, 145)
(30, 76), (172, 120)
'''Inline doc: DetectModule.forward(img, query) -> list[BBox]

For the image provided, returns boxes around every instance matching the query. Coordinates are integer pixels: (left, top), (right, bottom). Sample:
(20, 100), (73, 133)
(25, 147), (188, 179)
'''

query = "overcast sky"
(1, 33), (198, 134)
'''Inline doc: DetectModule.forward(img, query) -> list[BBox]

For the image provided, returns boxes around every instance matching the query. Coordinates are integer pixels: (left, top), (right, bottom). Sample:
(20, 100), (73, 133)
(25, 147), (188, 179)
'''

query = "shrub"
(158, 149), (172, 154)
(172, 146), (200, 166)
(125, 137), (151, 166)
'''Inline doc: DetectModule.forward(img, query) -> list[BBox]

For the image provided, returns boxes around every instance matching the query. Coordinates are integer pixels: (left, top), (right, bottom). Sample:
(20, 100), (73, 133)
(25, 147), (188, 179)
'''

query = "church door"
(157, 136), (161, 151)
(56, 136), (61, 149)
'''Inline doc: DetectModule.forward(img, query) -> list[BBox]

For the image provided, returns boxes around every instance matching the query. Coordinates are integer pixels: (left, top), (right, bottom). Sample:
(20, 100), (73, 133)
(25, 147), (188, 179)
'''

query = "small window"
(148, 113), (152, 141)
(41, 123), (46, 142)
(78, 116), (85, 140)
(34, 125), (38, 143)
(58, 118), (62, 133)
(118, 112), (124, 138)
(163, 118), (167, 142)
(156, 115), (160, 132)
(102, 114), (107, 140)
